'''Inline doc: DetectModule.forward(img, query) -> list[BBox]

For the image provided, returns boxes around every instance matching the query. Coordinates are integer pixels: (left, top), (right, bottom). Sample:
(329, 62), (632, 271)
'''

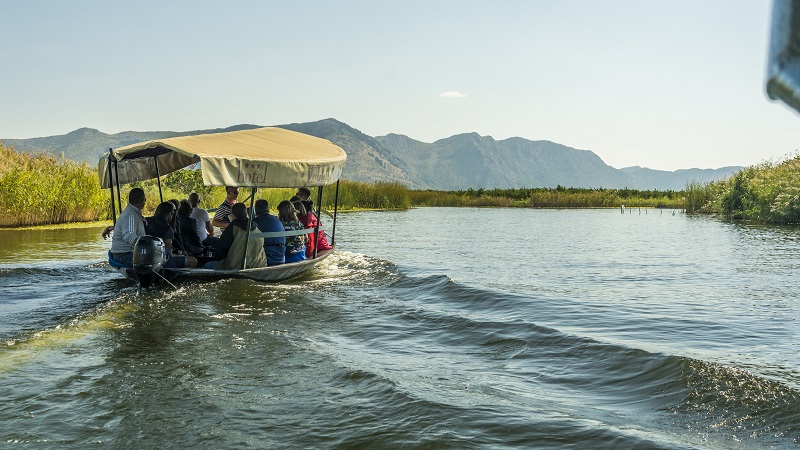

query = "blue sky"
(2, 0), (799, 170)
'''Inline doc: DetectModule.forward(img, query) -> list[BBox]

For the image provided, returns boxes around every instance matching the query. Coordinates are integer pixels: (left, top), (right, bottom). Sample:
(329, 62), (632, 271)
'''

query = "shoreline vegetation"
(685, 153), (800, 225)
(3, 141), (798, 228)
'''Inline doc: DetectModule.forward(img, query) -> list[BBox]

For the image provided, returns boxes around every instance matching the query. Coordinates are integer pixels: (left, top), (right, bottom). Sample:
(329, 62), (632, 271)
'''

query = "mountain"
(1, 124), (263, 167)
(1, 119), (741, 190)
(619, 166), (743, 191)
(275, 119), (417, 187)
(376, 133), (633, 189)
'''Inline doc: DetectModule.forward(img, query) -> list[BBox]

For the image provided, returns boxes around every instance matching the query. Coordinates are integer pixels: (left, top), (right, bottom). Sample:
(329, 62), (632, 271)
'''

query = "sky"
(2, 0), (800, 171)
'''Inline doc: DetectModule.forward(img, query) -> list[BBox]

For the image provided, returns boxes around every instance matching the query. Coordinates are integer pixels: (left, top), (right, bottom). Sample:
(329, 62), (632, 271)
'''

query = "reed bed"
(0, 143), (107, 227)
(685, 154), (800, 224)
(2, 140), (689, 228)
(411, 186), (685, 209)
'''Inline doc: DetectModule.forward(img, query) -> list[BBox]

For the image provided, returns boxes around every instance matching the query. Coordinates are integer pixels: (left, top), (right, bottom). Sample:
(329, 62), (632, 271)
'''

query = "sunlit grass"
(2, 141), (690, 228)
(685, 153), (800, 224)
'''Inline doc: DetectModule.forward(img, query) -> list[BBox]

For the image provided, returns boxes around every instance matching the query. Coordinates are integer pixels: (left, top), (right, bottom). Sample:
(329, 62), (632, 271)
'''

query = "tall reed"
(685, 154), (800, 224)
(411, 186), (685, 209)
(0, 142), (107, 227)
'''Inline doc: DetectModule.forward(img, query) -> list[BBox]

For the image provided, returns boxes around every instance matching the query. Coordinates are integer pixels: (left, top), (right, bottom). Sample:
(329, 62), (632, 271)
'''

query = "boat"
(98, 126), (347, 286)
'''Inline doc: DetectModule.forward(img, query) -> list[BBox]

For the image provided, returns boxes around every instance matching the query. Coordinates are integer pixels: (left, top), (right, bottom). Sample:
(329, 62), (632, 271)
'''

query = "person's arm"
(121, 214), (141, 245)
(211, 217), (226, 229)
(212, 206), (232, 229)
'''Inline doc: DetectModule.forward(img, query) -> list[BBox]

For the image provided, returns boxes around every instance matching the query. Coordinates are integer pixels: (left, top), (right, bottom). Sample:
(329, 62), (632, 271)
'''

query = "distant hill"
(1, 118), (742, 190)
(2, 124), (263, 168)
(618, 166), (744, 191)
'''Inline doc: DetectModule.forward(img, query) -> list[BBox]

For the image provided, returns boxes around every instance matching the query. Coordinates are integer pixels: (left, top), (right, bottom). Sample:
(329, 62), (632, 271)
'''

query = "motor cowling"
(132, 236), (166, 287)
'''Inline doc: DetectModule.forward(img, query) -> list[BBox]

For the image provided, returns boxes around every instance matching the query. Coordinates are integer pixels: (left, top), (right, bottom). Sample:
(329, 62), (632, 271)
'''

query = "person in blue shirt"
(252, 199), (286, 266)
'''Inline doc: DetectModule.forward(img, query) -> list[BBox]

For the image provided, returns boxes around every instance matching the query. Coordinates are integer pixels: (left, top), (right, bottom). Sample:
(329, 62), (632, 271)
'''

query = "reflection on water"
(0, 226), (109, 267)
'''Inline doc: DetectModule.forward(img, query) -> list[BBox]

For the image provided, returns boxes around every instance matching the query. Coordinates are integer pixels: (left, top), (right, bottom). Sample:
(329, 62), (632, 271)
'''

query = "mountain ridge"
(2, 118), (741, 190)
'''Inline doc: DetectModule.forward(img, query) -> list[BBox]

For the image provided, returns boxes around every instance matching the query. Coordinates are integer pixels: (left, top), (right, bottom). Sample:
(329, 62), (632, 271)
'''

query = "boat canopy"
(98, 127), (347, 188)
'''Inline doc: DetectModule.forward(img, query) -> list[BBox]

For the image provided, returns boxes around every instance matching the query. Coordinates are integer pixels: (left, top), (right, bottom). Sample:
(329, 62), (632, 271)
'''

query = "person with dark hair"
(146, 201), (198, 268)
(109, 187), (147, 267)
(211, 186), (239, 230)
(296, 198), (332, 258)
(189, 192), (216, 247)
(166, 199), (184, 253)
(205, 202), (266, 270)
(296, 186), (312, 201)
(253, 199), (285, 266)
(176, 200), (205, 257)
(278, 199), (306, 263)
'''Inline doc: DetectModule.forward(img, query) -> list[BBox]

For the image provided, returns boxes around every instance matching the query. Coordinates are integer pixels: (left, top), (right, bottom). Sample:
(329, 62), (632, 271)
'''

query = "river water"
(0, 207), (798, 449)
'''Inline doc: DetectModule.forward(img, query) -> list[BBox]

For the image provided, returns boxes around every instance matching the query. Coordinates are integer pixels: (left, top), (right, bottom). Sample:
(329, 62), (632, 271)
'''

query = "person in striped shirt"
(211, 186), (239, 230)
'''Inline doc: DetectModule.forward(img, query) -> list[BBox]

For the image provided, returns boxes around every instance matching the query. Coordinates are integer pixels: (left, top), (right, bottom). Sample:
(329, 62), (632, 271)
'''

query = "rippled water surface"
(1, 208), (798, 448)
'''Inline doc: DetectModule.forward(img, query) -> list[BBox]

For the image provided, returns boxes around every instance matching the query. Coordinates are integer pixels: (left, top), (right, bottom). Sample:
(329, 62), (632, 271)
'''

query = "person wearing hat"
(252, 199), (286, 266)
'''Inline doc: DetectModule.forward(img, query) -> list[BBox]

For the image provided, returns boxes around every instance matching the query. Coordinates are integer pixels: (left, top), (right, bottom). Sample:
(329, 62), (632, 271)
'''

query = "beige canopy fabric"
(98, 127), (347, 188)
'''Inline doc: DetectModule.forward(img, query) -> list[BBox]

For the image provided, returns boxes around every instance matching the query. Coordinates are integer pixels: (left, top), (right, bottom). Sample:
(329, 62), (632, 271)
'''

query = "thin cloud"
(439, 91), (467, 98)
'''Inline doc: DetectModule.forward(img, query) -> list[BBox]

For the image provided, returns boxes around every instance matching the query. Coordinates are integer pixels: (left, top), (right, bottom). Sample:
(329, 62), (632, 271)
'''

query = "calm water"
(1, 208), (798, 449)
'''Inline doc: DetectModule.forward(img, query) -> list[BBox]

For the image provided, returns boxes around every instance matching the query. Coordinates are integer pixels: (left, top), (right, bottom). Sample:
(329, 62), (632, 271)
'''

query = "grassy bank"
(0, 142), (415, 227)
(685, 154), (800, 224)
(411, 186), (685, 209)
(1, 141), (687, 228)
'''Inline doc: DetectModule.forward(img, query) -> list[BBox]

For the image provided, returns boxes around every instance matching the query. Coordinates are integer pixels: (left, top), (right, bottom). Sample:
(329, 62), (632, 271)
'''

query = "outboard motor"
(132, 235), (167, 288)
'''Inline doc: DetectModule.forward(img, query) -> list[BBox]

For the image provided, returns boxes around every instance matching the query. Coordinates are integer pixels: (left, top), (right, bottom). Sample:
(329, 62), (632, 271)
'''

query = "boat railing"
(248, 224), (328, 240)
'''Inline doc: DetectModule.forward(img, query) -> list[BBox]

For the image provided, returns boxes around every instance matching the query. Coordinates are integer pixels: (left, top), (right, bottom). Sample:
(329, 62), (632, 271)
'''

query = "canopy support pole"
(312, 186), (323, 259)
(107, 149), (117, 224)
(331, 180), (340, 246)
(113, 153), (122, 218)
(242, 187), (257, 270)
(154, 157), (164, 204)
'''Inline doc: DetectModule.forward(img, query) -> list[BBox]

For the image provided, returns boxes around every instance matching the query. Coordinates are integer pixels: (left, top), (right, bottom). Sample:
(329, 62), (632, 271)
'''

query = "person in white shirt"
(188, 192), (216, 246)
(109, 187), (147, 267)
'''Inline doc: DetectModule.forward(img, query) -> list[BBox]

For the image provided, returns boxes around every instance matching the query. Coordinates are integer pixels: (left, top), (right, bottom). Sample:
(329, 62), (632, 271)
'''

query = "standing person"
(252, 199), (286, 266)
(204, 203), (266, 270)
(110, 188), (147, 267)
(189, 192), (216, 247)
(278, 200), (306, 263)
(211, 186), (239, 230)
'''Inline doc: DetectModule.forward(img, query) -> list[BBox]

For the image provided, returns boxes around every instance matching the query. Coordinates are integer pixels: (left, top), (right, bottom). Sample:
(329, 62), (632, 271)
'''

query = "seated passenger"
(253, 199), (286, 266)
(176, 200), (205, 257)
(167, 198), (185, 253)
(278, 200), (306, 264)
(211, 186), (239, 230)
(189, 192), (217, 248)
(295, 198), (332, 258)
(109, 187), (147, 267)
(204, 203), (266, 270)
(146, 202), (198, 268)
(295, 186), (312, 201)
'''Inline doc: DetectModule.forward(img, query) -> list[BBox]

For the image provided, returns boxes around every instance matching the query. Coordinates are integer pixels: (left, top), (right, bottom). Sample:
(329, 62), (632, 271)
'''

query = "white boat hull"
(113, 248), (334, 284)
